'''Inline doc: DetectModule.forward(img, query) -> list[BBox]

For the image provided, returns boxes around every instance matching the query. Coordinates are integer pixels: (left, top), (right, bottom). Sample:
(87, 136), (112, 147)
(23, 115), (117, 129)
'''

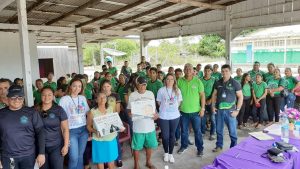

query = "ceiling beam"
(166, 0), (225, 10)
(142, 0), (246, 32)
(7, 0), (47, 23)
(123, 0), (221, 31)
(45, 0), (101, 25)
(76, 0), (149, 28)
(100, 2), (175, 30)
(0, 23), (75, 32)
(0, 0), (14, 12)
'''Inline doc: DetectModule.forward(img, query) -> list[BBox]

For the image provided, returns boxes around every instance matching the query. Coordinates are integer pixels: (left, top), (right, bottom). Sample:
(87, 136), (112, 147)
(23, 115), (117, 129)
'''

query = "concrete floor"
(90, 125), (263, 169)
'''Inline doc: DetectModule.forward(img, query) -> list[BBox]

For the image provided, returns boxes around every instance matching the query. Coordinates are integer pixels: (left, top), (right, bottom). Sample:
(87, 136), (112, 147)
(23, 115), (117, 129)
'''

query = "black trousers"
(252, 99), (266, 123)
(237, 98), (251, 125)
(41, 145), (64, 169)
(1, 154), (35, 169)
(266, 95), (282, 122)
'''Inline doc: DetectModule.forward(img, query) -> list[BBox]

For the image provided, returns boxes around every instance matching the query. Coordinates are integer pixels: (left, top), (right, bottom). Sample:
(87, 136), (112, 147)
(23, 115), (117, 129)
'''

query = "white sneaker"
(164, 153), (169, 162)
(169, 154), (175, 163)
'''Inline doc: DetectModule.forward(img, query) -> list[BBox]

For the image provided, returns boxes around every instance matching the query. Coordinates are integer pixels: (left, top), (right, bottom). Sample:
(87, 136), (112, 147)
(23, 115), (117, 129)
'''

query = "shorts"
(132, 131), (158, 151)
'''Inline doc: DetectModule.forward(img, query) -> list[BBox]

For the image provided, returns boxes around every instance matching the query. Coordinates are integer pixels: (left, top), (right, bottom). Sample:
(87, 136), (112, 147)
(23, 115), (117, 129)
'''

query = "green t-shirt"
(108, 67), (117, 76)
(178, 77), (204, 113)
(233, 76), (242, 83)
(267, 77), (285, 96)
(146, 79), (163, 98)
(116, 84), (126, 103)
(248, 69), (265, 82)
(44, 81), (57, 91)
(136, 71), (146, 78)
(33, 90), (42, 105)
(84, 88), (93, 100)
(212, 72), (222, 81)
(284, 76), (298, 90)
(242, 83), (252, 97)
(252, 81), (267, 98)
(197, 71), (204, 79)
(200, 76), (215, 99)
(263, 72), (274, 82)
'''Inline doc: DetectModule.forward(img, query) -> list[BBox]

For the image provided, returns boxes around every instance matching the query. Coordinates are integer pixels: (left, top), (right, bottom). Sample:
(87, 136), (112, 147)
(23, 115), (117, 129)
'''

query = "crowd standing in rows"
(1, 56), (300, 169)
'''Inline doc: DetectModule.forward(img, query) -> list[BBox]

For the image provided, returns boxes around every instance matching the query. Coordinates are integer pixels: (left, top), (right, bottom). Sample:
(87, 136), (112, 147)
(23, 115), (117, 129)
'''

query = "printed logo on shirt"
(20, 115), (28, 124)
(192, 85), (197, 89)
(49, 113), (56, 119)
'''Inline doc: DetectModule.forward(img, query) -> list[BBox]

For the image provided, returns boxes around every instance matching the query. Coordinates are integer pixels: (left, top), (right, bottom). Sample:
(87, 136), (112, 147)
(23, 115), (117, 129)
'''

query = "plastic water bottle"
(281, 114), (289, 143)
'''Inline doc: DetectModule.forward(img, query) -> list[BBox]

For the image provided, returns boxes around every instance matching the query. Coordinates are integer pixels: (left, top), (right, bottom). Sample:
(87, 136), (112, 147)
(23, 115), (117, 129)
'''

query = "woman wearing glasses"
(59, 78), (90, 169)
(35, 86), (69, 169)
(0, 85), (45, 169)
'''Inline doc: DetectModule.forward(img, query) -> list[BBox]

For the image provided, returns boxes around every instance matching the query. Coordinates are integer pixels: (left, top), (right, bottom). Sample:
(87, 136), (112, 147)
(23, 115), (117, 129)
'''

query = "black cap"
(7, 85), (24, 98)
(136, 76), (147, 85)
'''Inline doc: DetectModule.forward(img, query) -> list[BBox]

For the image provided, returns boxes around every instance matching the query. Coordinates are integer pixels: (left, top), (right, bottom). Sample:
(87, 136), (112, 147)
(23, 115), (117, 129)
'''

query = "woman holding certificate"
(87, 92), (119, 169)
(156, 73), (182, 163)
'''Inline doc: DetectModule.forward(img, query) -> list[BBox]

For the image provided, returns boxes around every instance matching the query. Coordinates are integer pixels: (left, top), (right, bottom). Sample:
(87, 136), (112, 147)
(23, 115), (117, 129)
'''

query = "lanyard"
(166, 87), (174, 101)
(70, 96), (80, 114)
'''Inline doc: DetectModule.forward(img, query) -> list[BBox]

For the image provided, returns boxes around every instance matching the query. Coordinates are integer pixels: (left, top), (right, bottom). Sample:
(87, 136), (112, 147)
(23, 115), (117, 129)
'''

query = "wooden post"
(76, 28), (84, 74)
(17, 0), (34, 106)
(225, 6), (232, 66)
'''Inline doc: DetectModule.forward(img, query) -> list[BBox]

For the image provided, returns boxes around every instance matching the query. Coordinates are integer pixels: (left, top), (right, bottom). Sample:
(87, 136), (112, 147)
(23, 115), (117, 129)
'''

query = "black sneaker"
(177, 147), (187, 154)
(174, 140), (179, 146)
(116, 160), (123, 167)
(212, 147), (222, 153)
(188, 140), (194, 145)
(209, 135), (216, 141)
(197, 150), (203, 157)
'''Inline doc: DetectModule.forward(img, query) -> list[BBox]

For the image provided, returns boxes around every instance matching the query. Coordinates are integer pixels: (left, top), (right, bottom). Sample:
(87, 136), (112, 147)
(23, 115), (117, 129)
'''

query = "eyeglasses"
(41, 111), (48, 118)
(9, 96), (24, 101)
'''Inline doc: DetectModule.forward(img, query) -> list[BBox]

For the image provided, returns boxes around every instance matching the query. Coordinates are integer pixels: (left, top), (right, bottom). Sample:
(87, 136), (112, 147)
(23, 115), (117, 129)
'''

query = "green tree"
(197, 34), (225, 58)
(104, 39), (139, 60)
(83, 44), (100, 66)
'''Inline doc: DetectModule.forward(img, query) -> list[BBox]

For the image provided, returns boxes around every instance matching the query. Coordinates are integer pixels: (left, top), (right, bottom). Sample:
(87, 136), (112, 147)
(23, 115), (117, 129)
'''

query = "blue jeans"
(1, 153), (35, 169)
(180, 112), (203, 151)
(216, 109), (237, 148)
(201, 104), (216, 135)
(69, 126), (89, 169)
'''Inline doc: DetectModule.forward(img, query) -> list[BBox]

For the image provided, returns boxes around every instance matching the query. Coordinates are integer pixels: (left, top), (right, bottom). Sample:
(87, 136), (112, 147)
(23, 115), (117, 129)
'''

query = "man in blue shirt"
(0, 85), (45, 169)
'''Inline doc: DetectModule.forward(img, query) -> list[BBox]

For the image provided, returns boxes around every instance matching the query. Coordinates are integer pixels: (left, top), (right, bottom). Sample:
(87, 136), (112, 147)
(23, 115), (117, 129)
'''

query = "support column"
(225, 7), (232, 66)
(140, 33), (146, 61)
(76, 28), (84, 74)
(100, 42), (104, 66)
(284, 38), (287, 65)
(17, 0), (33, 106)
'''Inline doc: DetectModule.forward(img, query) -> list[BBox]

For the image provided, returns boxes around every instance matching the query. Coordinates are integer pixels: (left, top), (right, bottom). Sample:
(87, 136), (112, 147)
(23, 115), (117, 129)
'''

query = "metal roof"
(0, 0), (246, 46)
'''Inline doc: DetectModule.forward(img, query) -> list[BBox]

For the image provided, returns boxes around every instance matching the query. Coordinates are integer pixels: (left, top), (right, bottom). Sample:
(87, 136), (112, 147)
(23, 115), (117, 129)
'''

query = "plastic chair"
(119, 122), (132, 155)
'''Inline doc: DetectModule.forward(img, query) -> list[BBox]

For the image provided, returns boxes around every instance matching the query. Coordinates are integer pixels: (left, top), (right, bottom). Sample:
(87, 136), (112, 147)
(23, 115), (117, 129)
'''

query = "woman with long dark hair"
(237, 73), (252, 129)
(59, 78), (90, 169)
(36, 87), (69, 169)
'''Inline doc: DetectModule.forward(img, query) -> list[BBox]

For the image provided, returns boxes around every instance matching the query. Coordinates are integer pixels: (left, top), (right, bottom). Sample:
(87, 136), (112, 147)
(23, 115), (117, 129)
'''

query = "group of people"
(1, 56), (300, 169)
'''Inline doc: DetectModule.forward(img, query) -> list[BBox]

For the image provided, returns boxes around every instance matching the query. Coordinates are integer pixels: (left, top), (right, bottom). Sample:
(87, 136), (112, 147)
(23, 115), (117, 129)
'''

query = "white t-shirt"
(59, 95), (90, 129)
(157, 87), (182, 120)
(127, 90), (156, 133)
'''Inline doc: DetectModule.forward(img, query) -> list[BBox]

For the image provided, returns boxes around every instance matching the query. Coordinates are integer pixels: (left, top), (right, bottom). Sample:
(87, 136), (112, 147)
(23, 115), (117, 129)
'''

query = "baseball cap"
(136, 76), (147, 85)
(7, 85), (24, 98)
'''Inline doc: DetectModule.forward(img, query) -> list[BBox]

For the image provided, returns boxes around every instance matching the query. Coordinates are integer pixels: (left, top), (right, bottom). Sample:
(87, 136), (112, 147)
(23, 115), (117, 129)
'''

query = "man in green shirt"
(263, 63), (275, 82)
(44, 72), (57, 91)
(146, 67), (163, 99)
(200, 64), (216, 140)
(248, 61), (265, 82)
(121, 61), (132, 78)
(196, 64), (204, 79)
(212, 64), (222, 81)
(233, 68), (243, 83)
(177, 63), (205, 157)
(0, 78), (12, 109)
(107, 61), (118, 78)
(136, 63), (146, 78)
(33, 79), (43, 105)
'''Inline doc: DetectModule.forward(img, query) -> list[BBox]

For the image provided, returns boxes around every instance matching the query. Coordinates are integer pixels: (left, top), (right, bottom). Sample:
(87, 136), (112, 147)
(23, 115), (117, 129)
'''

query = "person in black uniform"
(0, 85), (45, 169)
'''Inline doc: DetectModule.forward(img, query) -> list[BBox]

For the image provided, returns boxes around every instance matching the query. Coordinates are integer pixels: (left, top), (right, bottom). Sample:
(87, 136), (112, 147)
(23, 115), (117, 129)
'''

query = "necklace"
(70, 96), (80, 114)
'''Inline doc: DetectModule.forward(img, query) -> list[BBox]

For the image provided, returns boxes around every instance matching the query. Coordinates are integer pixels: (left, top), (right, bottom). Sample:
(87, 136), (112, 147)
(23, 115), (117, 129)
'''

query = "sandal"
(146, 163), (157, 169)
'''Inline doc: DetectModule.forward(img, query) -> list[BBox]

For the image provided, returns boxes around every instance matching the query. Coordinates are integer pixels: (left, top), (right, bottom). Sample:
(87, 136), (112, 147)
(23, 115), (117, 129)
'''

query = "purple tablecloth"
(203, 135), (300, 169)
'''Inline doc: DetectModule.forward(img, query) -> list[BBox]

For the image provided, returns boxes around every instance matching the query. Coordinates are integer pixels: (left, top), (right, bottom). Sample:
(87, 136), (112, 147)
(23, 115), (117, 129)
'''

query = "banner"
(131, 100), (156, 117)
(93, 113), (124, 137)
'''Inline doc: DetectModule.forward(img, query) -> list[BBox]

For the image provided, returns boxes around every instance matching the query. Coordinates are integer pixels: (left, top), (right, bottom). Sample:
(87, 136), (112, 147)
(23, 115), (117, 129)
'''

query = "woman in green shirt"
(237, 73), (252, 129)
(252, 74), (268, 128)
(266, 68), (285, 122)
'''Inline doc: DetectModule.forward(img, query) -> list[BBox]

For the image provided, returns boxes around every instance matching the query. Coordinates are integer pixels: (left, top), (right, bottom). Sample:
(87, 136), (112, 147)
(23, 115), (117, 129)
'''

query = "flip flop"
(146, 164), (157, 169)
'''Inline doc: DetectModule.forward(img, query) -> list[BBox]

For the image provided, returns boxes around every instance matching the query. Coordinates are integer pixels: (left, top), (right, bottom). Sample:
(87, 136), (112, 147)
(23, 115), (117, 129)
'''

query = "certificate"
(131, 100), (155, 117)
(93, 112), (124, 137)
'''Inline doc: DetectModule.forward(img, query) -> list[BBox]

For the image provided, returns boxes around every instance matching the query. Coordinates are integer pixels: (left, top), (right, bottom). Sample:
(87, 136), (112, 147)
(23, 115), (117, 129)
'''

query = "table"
(203, 135), (300, 169)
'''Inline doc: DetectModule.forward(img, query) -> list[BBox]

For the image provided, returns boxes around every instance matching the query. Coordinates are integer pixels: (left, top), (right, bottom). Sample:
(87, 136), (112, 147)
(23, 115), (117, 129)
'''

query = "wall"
(0, 31), (39, 82)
